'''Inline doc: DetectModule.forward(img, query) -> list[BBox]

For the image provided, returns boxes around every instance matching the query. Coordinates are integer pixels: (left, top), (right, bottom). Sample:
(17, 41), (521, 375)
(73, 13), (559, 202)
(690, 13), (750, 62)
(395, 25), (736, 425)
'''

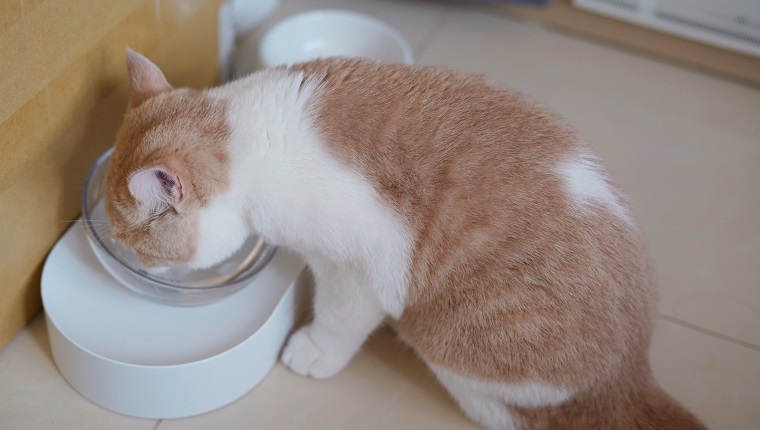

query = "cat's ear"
(125, 48), (172, 107)
(128, 166), (185, 215)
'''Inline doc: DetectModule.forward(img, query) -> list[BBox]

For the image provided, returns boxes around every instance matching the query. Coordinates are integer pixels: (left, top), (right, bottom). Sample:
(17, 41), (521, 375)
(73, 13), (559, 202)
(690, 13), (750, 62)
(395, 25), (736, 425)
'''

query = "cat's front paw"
(281, 325), (352, 379)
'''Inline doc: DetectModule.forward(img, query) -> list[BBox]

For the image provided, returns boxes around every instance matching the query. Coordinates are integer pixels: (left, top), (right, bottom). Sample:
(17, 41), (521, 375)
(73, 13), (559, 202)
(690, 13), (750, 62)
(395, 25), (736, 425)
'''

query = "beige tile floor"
(2, 0), (759, 429)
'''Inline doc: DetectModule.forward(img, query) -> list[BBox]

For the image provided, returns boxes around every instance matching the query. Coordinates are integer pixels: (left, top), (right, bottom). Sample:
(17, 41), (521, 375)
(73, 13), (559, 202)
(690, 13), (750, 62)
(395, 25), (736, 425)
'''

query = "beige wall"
(0, 0), (224, 350)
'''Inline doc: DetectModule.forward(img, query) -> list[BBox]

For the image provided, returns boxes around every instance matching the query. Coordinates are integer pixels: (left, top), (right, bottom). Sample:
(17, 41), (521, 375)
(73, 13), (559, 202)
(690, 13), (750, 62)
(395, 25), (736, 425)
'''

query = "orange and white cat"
(105, 50), (707, 429)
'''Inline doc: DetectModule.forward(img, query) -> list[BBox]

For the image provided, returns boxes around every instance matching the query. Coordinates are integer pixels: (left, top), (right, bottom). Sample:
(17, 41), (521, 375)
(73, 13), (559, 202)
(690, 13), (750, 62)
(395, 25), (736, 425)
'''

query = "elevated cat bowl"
(42, 222), (309, 418)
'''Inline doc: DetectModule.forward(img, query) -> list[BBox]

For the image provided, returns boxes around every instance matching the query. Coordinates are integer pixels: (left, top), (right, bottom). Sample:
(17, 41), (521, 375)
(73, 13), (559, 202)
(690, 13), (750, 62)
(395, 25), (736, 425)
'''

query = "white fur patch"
(431, 365), (572, 430)
(187, 190), (250, 269)
(555, 151), (633, 226)
(205, 69), (413, 318)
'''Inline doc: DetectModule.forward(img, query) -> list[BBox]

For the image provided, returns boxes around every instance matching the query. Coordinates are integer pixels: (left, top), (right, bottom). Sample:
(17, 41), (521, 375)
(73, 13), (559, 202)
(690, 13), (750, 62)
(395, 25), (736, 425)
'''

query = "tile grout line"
(413, 7), (453, 61)
(656, 313), (760, 353)
(151, 419), (163, 430)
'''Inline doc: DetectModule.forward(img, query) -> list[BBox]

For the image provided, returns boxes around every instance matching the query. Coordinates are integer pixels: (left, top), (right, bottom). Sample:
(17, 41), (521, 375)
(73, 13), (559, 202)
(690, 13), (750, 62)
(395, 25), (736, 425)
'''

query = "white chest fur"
(209, 70), (414, 317)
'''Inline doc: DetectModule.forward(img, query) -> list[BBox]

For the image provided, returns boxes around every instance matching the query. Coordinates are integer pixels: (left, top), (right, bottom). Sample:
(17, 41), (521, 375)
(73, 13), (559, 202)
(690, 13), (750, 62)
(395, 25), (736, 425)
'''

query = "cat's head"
(104, 49), (245, 270)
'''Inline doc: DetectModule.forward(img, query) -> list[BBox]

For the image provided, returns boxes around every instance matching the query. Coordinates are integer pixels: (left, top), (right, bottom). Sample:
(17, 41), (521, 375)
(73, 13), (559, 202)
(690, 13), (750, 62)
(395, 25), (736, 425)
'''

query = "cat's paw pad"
(281, 326), (350, 379)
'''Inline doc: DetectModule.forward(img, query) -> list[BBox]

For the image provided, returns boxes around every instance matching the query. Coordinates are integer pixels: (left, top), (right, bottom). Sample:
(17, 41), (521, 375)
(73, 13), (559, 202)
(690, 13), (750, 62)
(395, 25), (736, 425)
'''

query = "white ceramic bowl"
(259, 9), (414, 68)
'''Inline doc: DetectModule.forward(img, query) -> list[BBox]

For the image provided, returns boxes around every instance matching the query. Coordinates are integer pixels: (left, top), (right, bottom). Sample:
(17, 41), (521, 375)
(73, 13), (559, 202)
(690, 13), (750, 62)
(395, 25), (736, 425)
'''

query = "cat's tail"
(528, 371), (710, 430)
(628, 375), (708, 430)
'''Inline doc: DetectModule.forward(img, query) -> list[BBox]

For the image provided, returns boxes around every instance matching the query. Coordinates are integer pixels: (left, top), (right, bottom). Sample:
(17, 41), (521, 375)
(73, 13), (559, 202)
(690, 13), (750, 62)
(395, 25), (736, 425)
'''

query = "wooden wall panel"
(0, 0), (224, 350)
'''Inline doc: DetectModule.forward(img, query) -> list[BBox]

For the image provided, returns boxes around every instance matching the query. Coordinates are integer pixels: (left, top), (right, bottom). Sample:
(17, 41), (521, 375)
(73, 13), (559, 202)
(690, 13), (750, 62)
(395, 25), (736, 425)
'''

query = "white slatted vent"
(573, 0), (760, 58)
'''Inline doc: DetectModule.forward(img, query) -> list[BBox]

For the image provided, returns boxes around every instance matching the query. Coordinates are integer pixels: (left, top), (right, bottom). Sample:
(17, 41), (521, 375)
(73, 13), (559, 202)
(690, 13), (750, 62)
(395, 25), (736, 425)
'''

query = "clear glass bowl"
(82, 148), (277, 306)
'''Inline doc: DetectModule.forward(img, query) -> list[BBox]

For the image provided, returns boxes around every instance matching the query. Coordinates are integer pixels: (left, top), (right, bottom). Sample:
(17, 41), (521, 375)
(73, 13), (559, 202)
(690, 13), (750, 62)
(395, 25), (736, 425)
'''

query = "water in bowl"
(87, 200), (267, 288)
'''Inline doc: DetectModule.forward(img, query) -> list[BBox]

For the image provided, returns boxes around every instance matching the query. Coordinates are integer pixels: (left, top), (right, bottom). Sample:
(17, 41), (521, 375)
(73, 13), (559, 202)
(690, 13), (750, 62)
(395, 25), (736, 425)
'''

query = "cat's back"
(290, 57), (578, 163)
(290, 57), (582, 222)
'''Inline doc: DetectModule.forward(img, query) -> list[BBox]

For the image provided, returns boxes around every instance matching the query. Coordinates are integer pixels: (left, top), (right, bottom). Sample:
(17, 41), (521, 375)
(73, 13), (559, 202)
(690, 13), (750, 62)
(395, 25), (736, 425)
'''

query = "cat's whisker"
(60, 219), (110, 224)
